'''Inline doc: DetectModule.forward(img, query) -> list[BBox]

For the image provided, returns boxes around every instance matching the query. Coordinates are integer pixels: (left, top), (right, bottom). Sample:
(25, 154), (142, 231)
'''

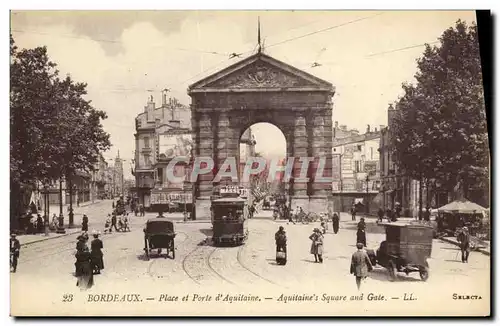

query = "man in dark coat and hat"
(332, 213), (340, 234)
(457, 226), (471, 263)
(82, 214), (89, 232)
(10, 234), (20, 273)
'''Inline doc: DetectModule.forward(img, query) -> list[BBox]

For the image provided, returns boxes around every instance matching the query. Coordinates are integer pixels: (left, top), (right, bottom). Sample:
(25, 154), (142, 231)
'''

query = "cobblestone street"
(11, 209), (490, 316)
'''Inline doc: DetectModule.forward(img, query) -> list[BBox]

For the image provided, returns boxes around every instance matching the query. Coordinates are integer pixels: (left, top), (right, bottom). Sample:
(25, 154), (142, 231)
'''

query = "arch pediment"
(188, 53), (334, 93)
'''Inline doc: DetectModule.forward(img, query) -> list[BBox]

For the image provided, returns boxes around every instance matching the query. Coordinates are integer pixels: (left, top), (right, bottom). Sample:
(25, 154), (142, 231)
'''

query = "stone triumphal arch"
(188, 52), (335, 219)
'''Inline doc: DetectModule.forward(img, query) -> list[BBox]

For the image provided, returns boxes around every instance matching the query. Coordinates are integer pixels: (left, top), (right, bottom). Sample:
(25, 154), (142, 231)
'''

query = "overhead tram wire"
(365, 41), (440, 58)
(261, 12), (386, 51)
(175, 13), (384, 87)
(10, 29), (232, 57)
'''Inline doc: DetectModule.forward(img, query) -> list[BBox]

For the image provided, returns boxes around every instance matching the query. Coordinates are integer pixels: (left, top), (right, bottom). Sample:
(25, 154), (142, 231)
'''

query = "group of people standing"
(274, 209), (373, 290)
(74, 231), (104, 290)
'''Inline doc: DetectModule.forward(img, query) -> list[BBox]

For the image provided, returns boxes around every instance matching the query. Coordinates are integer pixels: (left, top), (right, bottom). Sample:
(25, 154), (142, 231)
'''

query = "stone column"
(195, 111), (215, 219)
(308, 114), (331, 213)
(215, 110), (239, 186)
(291, 111), (310, 211)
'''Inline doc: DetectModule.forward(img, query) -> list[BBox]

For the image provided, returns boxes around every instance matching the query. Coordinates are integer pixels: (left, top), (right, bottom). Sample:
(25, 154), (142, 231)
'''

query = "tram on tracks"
(210, 185), (249, 246)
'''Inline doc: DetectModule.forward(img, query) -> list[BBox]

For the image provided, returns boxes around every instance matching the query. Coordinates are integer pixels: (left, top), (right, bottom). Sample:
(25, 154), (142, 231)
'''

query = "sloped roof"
(188, 52), (334, 93)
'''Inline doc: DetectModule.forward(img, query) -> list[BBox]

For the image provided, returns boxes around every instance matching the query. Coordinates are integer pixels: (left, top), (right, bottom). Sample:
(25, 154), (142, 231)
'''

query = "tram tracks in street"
(146, 231), (192, 280)
(20, 228), (141, 264)
(236, 243), (285, 288)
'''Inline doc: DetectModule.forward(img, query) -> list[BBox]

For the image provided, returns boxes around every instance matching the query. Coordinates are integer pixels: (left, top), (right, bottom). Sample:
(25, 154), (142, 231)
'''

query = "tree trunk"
(10, 181), (21, 231)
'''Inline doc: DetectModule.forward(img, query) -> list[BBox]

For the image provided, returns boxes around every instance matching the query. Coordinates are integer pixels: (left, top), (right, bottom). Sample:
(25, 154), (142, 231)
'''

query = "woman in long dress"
(309, 228), (324, 263)
(76, 248), (94, 290)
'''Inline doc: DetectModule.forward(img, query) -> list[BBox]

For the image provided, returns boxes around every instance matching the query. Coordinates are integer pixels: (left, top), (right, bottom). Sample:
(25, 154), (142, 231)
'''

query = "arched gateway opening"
(188, 52), (335, 219)
(239, 123), (286, 211)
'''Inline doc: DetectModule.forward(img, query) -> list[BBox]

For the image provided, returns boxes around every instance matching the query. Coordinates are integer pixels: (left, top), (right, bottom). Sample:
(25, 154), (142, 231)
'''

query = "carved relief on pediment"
(206, 62), (311, 88)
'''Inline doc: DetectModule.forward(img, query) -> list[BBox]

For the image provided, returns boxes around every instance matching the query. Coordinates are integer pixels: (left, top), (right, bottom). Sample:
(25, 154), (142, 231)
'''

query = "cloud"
(11, 11), (478, 178)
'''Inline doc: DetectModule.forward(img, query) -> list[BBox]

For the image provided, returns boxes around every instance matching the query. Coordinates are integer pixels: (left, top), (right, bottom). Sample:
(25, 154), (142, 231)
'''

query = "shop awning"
(354, 198), (364, 205)
(438, 199), (486, 214)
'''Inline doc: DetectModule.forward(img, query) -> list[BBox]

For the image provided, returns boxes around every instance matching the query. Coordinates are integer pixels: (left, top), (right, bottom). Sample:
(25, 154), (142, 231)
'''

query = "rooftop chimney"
(162, 90), (167, 107)
(374, 127), (378, 133)
(146, 95), (155, 122)
(380, 124), (385, 131)
(366, 124), (371, 133)
(387, 104), (396, 128)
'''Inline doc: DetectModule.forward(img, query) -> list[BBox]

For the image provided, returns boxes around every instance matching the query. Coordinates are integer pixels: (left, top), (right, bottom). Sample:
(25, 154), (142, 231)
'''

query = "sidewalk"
(439, 236), (490, 256)
(18, 229), (82, 247)
(18, 200), (106, 246)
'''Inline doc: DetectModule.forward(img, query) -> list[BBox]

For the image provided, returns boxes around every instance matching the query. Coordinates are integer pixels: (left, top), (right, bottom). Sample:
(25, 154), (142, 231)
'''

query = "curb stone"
(439, 237), (490, 256)
(20, 229), (81, 247)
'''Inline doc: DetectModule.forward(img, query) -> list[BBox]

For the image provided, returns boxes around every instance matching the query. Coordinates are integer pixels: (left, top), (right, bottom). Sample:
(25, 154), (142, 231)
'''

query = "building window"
(144, 154), (151, 167)
(370, 147), (373, 160)
(357, 145), (362, 151)
(144, 137), (150, 148)
(355, 161), (360, 173)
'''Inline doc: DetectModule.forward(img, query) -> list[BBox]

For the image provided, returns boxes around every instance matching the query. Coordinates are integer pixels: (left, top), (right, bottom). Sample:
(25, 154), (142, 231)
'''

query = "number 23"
(62, 294), (73, 302)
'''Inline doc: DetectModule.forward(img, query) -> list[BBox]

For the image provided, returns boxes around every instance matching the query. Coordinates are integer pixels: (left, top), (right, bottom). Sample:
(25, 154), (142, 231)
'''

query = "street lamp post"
(68, 176), (75, 227)
(365, 175), (370, 215)
(59, 178), (63, 216)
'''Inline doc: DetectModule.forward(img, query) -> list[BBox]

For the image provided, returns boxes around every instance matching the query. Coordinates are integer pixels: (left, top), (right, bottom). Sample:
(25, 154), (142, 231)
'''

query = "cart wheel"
(388, 260), (397, 282)
(419, 266), (429, 281)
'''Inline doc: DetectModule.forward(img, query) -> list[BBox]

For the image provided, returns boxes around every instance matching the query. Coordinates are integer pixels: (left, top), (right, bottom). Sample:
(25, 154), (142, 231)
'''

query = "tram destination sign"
(219, 185), (249, 198)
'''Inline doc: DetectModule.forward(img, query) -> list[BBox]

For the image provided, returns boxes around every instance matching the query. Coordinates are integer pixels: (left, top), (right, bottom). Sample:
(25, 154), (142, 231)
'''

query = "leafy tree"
(10, 36), (111, 226)
(391, 20), (489, 209)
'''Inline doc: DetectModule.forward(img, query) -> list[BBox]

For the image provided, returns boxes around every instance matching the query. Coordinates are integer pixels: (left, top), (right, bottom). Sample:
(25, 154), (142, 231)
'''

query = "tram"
(210, 185), (249, 246)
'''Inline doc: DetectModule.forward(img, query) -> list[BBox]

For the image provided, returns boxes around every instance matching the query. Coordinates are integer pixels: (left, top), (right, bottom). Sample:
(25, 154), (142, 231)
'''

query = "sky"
(10, 10), (477, 177)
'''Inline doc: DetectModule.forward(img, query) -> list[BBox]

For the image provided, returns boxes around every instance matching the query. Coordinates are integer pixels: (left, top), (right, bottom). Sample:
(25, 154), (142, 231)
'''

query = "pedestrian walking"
(10, 234), (20, 273)
(423, 207), (431, 222)
(104, 216), (111, 234)
(332, 213), (340, 234)
(77, 198), (80, 207)
(90, 231), (104, 274)
(111, 213), (118, 232)
(275, 226), (287, 252)
(140, 204), (145, 216)
(287, 206), (296, 224)
(112, 201), (115, 209)
(75, 247), (94, 290)
(309, 228), (324, 263)
(457, 227), (471, 263)
(351, 205), (357, 221)
(75, 234), (88, 275)
(377, 208), (384, 223)
(81, 214), (89, 232)
(356, 218), (367, 247)
(350, 243), (373, 290)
